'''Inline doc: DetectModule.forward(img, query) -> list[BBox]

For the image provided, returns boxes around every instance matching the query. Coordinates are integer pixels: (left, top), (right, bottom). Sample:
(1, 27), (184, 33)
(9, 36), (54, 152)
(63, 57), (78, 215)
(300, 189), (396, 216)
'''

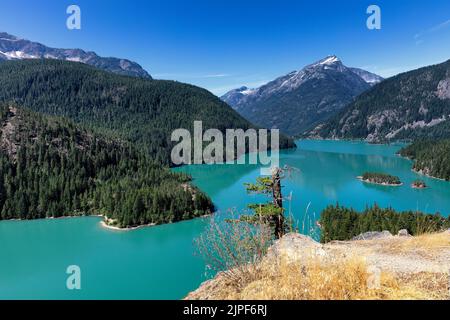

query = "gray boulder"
(267, 233), (327, 263)
(352, 231), (393, 241)
(397, 229), (411, 237)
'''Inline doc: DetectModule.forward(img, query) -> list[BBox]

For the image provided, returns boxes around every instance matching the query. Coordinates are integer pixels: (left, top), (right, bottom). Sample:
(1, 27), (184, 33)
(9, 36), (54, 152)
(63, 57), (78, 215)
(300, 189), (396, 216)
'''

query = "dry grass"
(379, 232), (450, 257)
(204, 255), (448, 300)
(189, 227), (450, 300)
(397, 272), (450, 300)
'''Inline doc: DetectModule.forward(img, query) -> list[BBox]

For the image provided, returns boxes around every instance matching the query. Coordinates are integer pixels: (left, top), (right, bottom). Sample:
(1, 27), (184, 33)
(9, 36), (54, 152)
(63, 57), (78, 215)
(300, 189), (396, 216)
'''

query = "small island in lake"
(358, 172), (402, 186)
(411, 180), (427, 189)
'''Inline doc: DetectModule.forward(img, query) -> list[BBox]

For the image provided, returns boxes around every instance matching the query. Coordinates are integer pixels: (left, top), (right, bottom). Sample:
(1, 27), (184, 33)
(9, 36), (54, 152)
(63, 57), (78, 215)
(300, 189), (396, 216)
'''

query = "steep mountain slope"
(311, 59), (450, 142)
(0, 103), (213, 227)
(0, 32), (151, 78)
(0, 60), (294, 164)
(222, 56), (383, 136)
(349, 67), (384, 86)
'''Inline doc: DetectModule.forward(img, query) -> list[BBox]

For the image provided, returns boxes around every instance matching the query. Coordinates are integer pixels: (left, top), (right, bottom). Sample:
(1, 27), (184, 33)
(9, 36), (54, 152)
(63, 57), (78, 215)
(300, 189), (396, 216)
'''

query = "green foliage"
(244, 177), (273, 195)
(317, 59), (450, 141)
(240, 170), (289, 239)
(361, 172), (401, 185)
(412, 180), (427, 188)
(243, 203), (284, 221)
(319, 204), (450, 243)
(0, 103), (213, 227)
(0, 59), (295, 165)
(399, 139), (450, 181)
(0, 59), (296, 227)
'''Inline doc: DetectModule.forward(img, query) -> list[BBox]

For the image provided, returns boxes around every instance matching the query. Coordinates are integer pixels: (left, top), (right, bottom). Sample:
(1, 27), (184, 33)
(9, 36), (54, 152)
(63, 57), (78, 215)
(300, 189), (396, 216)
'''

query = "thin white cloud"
(414, 19), (450, 44)
(153, 72), (231, 79)
(203, 74), (231, 78)
(428, 19), (450, 33)
(357, 65), (425, 78)
(209, 80), (270, 96)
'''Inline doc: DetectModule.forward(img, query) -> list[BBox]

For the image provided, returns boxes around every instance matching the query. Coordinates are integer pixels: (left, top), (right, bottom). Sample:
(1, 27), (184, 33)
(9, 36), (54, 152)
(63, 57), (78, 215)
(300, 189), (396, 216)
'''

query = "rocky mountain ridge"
(0, 32), (151, 78)
(222, 56), (383, 136)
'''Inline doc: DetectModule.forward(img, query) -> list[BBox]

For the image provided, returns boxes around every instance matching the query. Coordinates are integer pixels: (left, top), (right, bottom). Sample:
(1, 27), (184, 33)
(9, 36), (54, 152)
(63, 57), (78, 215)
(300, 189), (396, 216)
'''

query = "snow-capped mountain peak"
(221, 56), (384, 136)
(304, 55), (347, 73)
(258, 56), (351, 96)
(223, 56), (384, 107)
(318, 55), (341, 65)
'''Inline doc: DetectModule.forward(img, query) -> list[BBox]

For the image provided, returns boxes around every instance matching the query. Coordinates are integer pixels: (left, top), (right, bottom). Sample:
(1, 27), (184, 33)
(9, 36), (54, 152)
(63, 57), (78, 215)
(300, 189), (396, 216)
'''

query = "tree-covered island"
(358, 172), (402, 186)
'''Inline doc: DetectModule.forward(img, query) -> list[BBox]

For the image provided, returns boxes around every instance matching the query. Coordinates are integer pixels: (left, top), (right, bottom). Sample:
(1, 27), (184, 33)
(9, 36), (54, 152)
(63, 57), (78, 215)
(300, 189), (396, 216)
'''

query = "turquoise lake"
(1, 140), (449, 299)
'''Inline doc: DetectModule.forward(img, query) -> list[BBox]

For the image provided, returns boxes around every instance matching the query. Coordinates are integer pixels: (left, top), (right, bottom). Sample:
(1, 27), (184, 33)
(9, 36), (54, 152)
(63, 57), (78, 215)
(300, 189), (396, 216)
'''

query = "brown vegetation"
(188, 231), (450, 300)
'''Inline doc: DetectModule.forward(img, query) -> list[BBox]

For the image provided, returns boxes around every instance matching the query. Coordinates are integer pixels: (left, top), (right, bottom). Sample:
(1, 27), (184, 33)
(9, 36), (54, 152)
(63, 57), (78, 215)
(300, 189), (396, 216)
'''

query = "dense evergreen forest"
(0, 60), (295, 165)
(399, 139), (450, 181)
(0, 60), (297, 226)
(314, 59), (450, 142)
(319, 204), (450, 243)
(360, 172), (402, 185)
(0, 103), (213, 227)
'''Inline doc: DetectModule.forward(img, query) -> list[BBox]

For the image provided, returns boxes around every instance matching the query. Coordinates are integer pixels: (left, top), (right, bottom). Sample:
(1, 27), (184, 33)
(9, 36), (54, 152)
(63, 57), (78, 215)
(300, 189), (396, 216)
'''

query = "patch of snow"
(44, 54), (58, 59)
(365, 79), (379, 84)
(241, 88), (256, 95)
(66, 56), (83, 62)
(319, 56), (340, 65)
(0, 37), (21, 42)
(0, 50), (38, 59)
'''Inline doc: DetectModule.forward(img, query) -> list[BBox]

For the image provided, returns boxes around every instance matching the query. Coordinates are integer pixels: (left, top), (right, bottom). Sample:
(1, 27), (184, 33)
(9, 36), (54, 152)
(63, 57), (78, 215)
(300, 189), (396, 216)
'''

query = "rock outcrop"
(352, 231), (393, 241)
(186, 231), (450, 300)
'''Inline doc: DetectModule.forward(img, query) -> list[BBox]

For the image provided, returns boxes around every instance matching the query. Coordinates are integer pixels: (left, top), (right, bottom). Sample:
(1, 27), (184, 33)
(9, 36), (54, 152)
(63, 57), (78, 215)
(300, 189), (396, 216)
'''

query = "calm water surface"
(1, 140), (449, 299)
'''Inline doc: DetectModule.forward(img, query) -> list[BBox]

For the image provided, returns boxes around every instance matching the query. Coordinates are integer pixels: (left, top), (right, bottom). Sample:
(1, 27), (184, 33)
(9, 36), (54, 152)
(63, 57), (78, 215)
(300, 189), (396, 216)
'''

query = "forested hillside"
(0, 60), (294, 164)
(311, 59), (450, 142)
(320, 204), (450, 243)
(0, 103), (213, 227)
(399, 139), (450, 181)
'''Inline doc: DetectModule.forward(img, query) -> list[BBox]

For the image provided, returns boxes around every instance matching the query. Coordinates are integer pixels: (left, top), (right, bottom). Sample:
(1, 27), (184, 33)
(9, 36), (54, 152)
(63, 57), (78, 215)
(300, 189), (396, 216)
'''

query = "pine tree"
(240, 167), (288, 239)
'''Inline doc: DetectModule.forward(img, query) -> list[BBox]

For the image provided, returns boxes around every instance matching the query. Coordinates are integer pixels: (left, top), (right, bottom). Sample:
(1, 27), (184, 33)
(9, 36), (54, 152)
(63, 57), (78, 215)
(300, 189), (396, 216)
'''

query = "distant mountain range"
(309, 59), (450, 142)
(0, 32), (151, 79)
(222, 56), (383, 136)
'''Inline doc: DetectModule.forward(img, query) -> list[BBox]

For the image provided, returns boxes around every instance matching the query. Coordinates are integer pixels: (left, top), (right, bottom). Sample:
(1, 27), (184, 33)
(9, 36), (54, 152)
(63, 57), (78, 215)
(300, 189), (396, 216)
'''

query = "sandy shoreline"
(99, 213), (213, 231)
(99, 220), (157, 231)
(2, 213), (212, 231)
(2, 214), (157, 231)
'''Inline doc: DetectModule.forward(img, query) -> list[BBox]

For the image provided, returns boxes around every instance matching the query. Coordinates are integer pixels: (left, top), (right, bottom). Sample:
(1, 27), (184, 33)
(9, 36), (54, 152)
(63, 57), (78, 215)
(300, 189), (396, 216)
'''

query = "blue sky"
(1, 0), (450, 95)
